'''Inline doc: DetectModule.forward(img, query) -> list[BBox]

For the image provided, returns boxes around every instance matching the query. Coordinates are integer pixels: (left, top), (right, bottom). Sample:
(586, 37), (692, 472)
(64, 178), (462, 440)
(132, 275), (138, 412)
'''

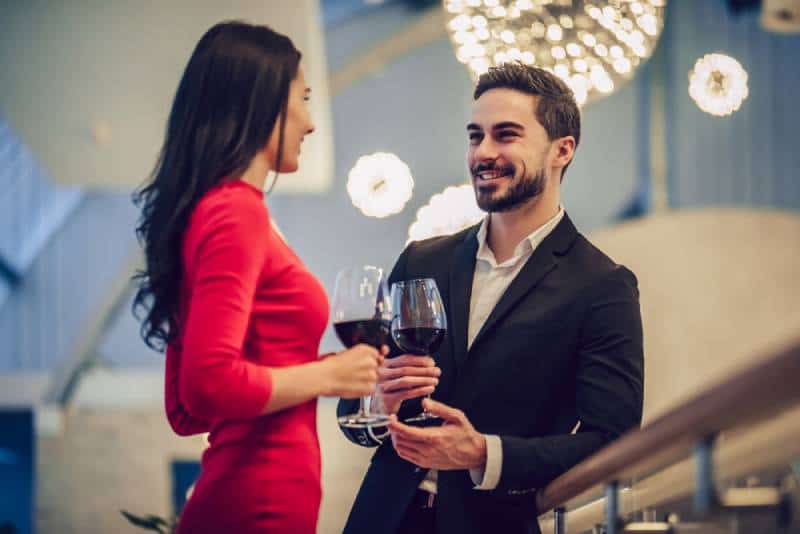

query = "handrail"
(539, 405), (800, 533)
(535, 339), (800, 515)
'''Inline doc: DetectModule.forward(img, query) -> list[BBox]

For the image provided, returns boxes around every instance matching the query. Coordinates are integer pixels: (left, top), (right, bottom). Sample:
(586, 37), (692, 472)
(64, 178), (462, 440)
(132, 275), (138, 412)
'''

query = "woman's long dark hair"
(133, 21), (301, 351)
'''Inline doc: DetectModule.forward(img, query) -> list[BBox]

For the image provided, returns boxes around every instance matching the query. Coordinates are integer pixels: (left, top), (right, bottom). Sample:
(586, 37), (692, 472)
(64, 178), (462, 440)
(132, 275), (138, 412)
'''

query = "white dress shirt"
(419, 207), (566, 494)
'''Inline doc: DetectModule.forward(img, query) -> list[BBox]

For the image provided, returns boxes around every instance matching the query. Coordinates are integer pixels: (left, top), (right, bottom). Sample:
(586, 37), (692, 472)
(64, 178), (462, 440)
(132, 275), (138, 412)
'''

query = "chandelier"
(688, 53), (749, 117)
(347, 152), (414, 218)
(443, 0), (667, 105)
(408, 184), (484, 243)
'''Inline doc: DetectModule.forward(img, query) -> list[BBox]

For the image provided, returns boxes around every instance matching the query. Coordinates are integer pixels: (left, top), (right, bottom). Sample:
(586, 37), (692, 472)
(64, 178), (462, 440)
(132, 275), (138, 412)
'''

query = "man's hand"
(388, 398), (487, 471)
(373, 355), (440, 415)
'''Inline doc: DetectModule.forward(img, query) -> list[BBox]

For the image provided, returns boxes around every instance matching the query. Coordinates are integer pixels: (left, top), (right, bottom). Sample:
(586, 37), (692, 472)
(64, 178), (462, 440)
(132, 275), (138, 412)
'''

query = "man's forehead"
(470, 89), (537, 127)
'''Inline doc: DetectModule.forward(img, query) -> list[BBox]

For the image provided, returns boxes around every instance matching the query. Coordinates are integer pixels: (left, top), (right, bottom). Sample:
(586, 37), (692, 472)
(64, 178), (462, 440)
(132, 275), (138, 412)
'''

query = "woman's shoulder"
(183, 181), (271, 259)
(192, 180), (270, 227)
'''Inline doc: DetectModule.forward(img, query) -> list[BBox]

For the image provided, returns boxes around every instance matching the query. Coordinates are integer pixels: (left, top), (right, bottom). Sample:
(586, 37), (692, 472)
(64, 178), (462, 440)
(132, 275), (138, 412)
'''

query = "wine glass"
(390, 278), (447, 424)
(332, 265), (393, 428)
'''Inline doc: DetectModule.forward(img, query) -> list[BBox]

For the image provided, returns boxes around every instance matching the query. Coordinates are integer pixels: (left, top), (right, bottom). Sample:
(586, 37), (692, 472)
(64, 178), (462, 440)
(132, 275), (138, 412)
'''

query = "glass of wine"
(332, 265), (393, 429)
(390, 278), (447, 424)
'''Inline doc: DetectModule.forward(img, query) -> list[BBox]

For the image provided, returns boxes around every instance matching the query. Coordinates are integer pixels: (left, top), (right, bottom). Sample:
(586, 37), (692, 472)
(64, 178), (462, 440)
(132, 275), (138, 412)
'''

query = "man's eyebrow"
(466, 121), (526, 131)
(492, 121), (525, 130)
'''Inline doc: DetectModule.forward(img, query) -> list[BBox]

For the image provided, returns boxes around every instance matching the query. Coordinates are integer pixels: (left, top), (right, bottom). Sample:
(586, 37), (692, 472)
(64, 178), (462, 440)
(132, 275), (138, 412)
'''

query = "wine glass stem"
(423, 351), (433, 406)
(358, 396), (370, 417)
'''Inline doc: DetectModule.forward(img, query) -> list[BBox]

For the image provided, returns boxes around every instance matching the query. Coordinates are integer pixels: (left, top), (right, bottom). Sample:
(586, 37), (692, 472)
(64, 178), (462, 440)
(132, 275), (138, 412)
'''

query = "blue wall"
(663, 1), (800, 208)
(0, 121), (83, 308)
(0, 409), (34, 534)
(0, 186), (138, 371)
(0, 120), (139, 372)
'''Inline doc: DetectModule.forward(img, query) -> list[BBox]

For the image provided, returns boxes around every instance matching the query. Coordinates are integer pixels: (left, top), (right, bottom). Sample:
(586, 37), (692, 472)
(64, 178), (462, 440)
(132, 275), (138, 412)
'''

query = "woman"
(133, 21), (382, 533)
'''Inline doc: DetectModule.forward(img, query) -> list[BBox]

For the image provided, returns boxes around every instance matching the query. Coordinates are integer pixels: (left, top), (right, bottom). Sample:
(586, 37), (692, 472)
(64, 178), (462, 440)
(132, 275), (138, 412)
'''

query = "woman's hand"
(320, 344), (385, 398)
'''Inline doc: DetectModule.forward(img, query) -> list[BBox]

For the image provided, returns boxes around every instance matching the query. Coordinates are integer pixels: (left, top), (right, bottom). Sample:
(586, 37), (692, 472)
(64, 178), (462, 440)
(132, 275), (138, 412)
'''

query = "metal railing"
(535, 339), (800, 533)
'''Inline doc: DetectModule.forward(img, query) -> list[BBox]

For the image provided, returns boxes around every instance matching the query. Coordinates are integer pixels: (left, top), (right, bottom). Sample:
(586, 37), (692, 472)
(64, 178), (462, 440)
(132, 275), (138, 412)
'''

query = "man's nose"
(472, 139), (498, 165)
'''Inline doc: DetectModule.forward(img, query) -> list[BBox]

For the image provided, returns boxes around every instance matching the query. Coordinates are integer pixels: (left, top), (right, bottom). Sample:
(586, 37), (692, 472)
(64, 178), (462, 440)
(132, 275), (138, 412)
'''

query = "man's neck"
(486, 193), (560, 264)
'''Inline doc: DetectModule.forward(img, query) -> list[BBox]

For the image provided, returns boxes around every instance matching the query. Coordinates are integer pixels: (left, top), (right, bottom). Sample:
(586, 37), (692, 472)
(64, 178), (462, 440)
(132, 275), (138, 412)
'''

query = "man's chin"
(474, 181), (503, 197)
(475, 191), (503, 212)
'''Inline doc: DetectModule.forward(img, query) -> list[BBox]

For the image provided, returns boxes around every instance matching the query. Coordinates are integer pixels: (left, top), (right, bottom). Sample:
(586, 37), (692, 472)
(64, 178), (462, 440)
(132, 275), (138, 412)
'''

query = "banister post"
(605, 481), (621, 534)
(693, 436), (717, 515)
(554, 506), (566, 534)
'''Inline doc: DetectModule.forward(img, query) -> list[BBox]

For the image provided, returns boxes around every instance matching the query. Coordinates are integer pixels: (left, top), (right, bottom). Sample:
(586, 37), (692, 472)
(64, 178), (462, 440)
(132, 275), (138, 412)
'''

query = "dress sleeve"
(164, 342), (212, 435)
(177, 190), (273, 420)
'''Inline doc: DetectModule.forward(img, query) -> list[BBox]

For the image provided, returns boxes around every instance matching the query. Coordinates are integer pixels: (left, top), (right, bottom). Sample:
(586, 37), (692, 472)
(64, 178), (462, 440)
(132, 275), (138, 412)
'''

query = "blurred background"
(0, 0), (799, 533)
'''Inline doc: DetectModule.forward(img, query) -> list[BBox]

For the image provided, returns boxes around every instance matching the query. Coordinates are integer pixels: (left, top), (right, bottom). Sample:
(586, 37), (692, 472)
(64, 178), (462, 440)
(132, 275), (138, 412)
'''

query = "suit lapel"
(468, 213), (579, 353)
(448, 226), (480, 370)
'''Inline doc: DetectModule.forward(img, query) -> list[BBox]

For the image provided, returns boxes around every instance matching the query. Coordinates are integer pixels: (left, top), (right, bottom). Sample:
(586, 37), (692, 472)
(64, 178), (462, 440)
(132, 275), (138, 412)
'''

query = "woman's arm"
(178, 192), (275, 420)
(177, 190), (380, 421)
(261, 347), (383, 415)
(165, 343), (212, 436)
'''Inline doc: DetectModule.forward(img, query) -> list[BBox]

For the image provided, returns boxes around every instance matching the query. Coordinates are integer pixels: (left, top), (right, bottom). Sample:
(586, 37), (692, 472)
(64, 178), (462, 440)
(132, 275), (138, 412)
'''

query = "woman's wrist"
(311, 357), (336, 397)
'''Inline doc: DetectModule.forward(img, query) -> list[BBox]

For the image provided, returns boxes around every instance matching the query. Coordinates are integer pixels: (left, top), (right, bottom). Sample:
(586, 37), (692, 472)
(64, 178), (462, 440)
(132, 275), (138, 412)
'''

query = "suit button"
(415, 467), (422, 473)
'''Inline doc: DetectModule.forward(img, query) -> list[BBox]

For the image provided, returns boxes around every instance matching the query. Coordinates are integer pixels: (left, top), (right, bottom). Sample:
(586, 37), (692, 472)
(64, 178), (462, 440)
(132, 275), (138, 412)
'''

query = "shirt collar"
(475, 206), (565, 268)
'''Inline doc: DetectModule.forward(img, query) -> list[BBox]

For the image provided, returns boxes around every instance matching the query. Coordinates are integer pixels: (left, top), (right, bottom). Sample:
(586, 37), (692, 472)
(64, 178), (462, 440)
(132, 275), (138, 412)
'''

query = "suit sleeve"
(337, 243), (413, 447)
(176, 193), (273, 421)
(497, 266), (644, 491)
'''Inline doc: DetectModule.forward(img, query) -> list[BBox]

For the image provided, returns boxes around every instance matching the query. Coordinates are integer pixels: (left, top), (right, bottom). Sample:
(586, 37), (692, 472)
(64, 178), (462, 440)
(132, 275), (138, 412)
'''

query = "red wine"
(334, 319), (391, 349)
(392, 327), (445, 355)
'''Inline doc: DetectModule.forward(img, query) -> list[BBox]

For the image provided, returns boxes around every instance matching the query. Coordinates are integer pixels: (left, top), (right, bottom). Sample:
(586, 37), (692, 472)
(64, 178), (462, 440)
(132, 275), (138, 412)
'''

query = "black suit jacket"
(338, 214), (644, 534)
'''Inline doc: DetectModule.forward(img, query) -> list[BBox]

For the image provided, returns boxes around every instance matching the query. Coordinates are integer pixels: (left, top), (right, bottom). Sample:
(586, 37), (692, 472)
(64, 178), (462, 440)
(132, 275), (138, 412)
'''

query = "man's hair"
(474, 62), (581, 179)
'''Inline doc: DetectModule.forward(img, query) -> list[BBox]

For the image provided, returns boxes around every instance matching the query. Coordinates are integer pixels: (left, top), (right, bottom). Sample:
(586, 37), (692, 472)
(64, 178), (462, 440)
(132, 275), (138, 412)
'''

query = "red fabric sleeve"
(177, 190), (273, 420)
(164, 343), (212, 436)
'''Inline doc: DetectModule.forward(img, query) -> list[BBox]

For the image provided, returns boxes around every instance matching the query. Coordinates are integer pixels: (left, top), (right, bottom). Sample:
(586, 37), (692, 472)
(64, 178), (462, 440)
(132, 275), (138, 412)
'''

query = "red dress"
(164, 180), (329, 533)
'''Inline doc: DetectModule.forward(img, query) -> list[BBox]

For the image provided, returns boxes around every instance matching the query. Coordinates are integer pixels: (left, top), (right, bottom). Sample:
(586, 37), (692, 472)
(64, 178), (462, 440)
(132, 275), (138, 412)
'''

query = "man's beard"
(472, 161), (547, 213)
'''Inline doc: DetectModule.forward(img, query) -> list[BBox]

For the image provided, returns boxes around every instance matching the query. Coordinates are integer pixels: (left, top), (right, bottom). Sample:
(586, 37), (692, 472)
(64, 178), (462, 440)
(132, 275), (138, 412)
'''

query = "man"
(337, 63), (644, 534)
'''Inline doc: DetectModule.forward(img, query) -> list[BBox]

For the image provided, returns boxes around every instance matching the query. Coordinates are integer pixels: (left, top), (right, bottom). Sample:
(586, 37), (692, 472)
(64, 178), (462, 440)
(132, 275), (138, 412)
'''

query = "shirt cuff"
(469, 434), (502, 490)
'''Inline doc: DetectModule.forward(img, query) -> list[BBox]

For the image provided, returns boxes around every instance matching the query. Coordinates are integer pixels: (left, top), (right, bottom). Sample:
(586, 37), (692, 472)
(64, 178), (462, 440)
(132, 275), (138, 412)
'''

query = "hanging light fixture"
(688, 53), (749, 117)
(442, 0), (667, 106)
(347, 152), (414, 218)
(408, 184), (484, 243)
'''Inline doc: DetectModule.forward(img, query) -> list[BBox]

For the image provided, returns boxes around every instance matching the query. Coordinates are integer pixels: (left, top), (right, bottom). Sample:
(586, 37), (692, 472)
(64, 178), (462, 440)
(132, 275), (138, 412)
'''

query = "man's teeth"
(478, 171), (507, 180)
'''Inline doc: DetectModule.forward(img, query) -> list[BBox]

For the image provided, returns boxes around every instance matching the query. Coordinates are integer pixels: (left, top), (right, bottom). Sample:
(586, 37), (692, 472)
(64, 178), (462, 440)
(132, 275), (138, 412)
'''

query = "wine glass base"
(337, 413), (392, 429)
(403, 412), (442, 425)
